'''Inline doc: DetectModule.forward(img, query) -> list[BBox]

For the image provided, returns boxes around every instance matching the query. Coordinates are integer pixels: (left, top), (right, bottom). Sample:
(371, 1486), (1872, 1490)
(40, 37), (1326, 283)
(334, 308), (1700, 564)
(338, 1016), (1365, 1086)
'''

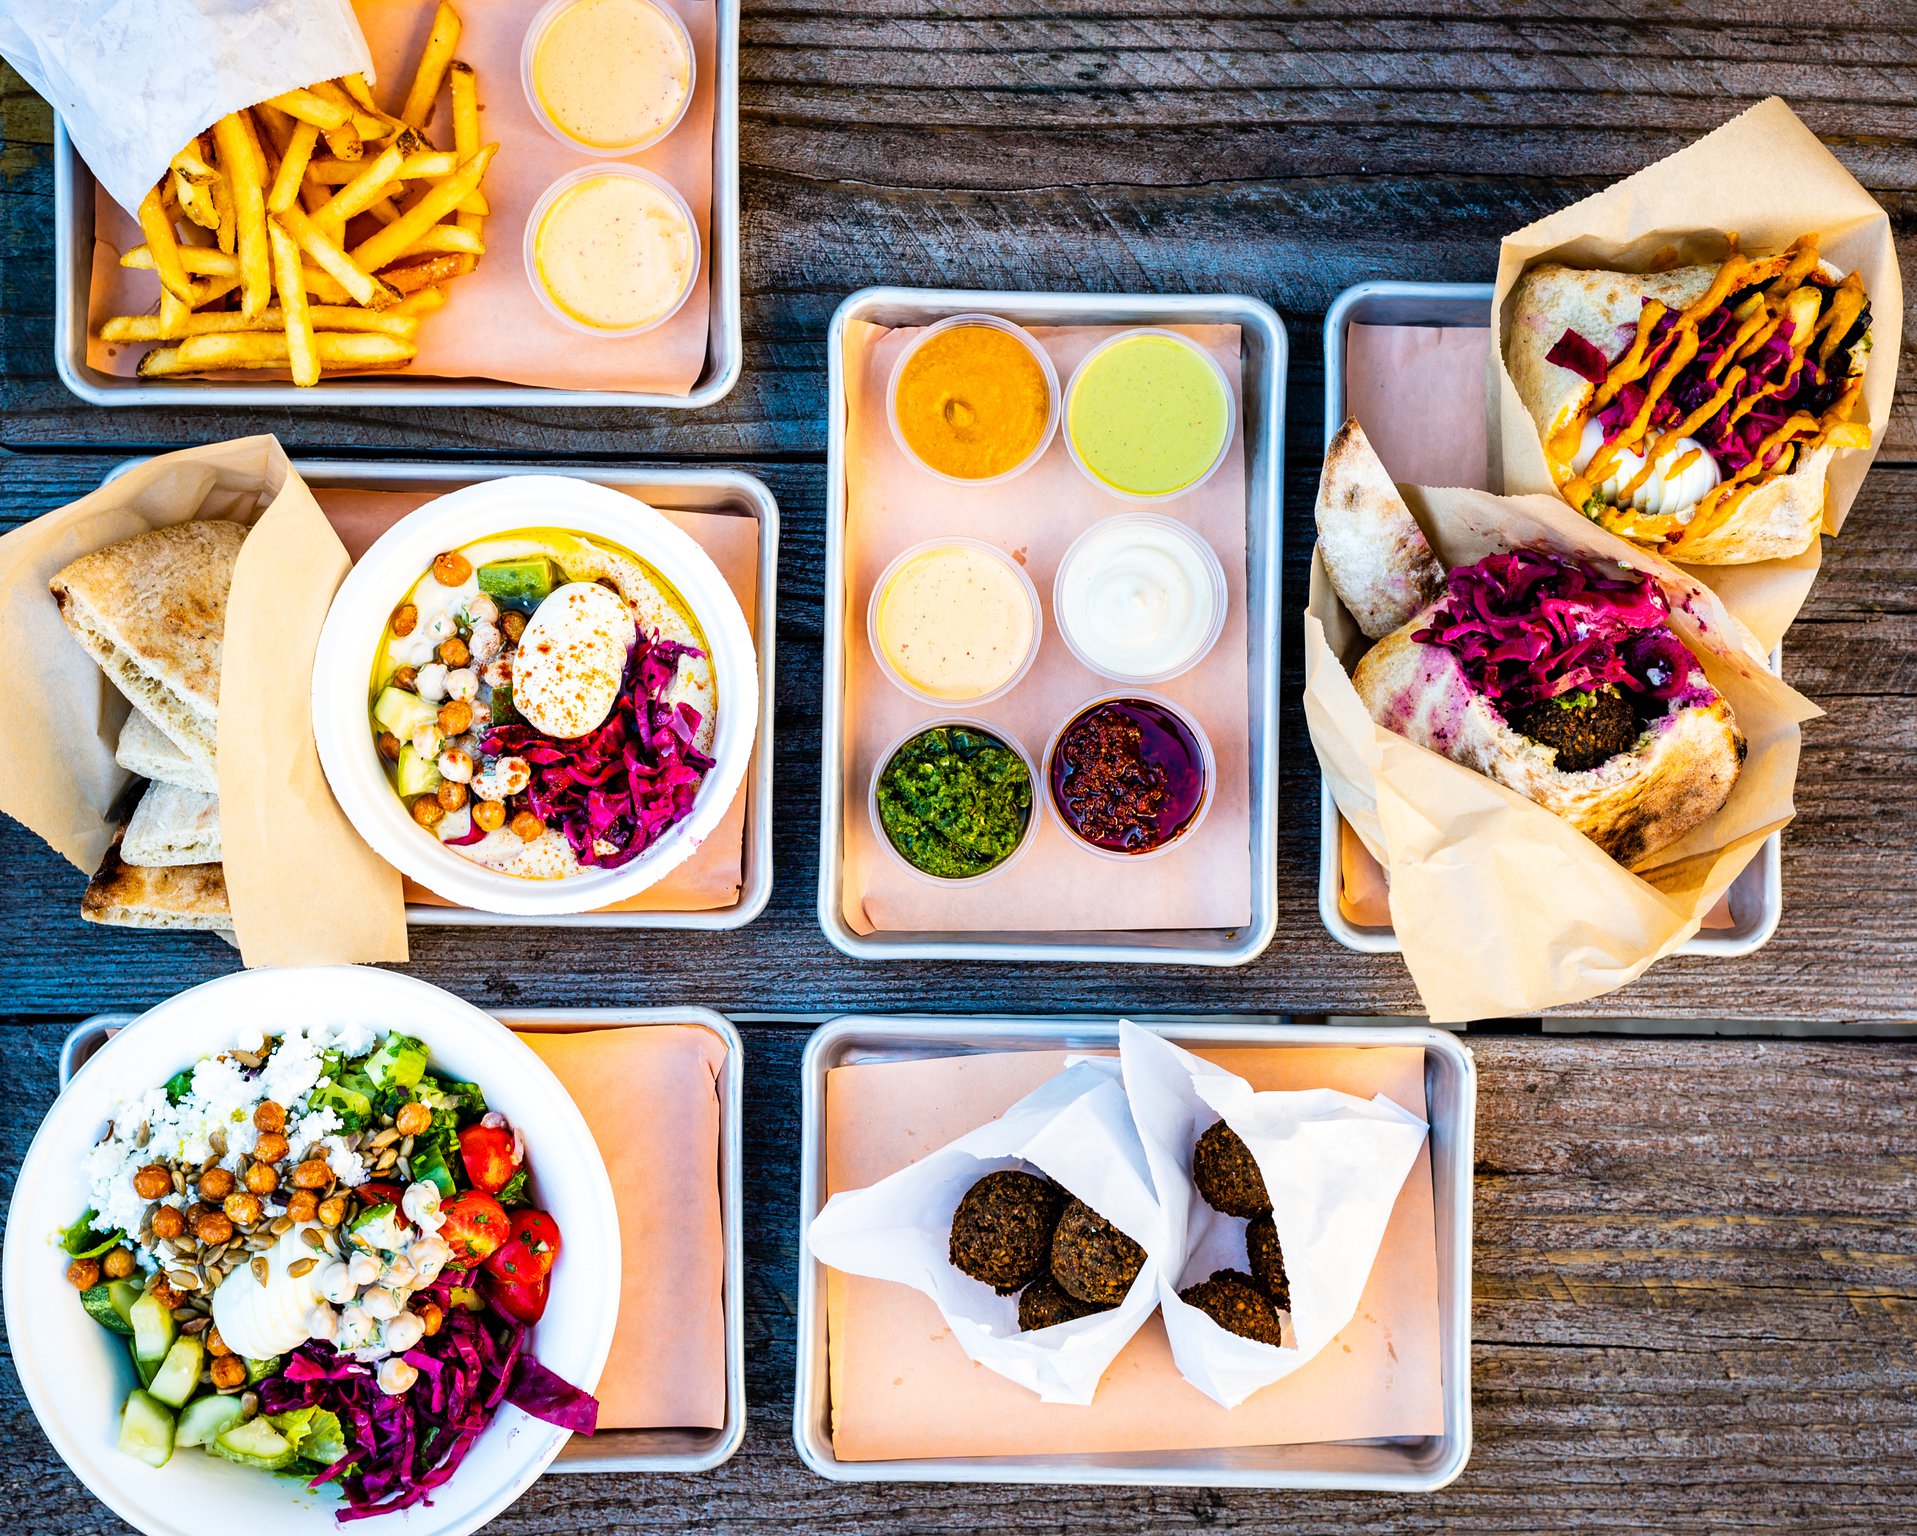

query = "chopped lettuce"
(59, 1208), (125, 1259)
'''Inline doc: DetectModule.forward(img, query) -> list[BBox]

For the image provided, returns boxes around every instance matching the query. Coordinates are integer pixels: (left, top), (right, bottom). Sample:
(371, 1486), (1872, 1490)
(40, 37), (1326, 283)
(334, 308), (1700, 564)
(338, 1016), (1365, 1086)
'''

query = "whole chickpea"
(244, 1161), (280, 1195)
(223, 1192), (263, 1227)
(436, 780), (469, 813)
(419, 1300), (445, 1337)
(438, 635), (470, 668)
(391, 603), (419, 637)
(317, 1194), (350, 1229)
(293, 1159), (334, 1190)
(254, 1131), (289, 1164)
(67, 1257), (102, 1290)
(473, 798), (507, 833)
(210, 1355), (248, 1393)
(133, 1164), (172, 1200)
(286, 1189), (320, 1223)
(376, 731), (402, 763)
(395, 1102), (433, 1137)
(199, 1166), (236, 1201)
(510, 811), (546, 843)
(102, 1246), (135, 1281)
(432, 550), (473, 587)
(413, 796), (447, 829)
(150, 1205), (186, 1241)
(147, 1277), (183, 1310)
(193, 1211), (235, 1245)
(392, 664), (419, 691)
(254, 1101), (287, 1135)
(437, 698), (474, 736)
(500, 608), (527, 642)
(205, 1326), (232, 1358)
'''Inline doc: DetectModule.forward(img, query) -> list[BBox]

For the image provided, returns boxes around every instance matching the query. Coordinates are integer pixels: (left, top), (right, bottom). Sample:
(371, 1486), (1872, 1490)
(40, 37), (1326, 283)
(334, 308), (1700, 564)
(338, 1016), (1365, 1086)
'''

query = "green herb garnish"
(875, 725), (1032, 880)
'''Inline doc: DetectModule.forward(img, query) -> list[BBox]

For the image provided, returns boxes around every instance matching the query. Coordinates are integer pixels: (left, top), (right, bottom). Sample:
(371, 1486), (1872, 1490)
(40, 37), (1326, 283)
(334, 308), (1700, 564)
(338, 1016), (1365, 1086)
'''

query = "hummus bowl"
(313, 477), (757, 916)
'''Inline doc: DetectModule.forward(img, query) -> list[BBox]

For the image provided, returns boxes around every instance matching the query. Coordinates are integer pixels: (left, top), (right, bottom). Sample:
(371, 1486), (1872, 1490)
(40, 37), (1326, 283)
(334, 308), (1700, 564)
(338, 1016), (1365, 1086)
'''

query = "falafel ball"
(949, 1170), (1068, 1294)
(1192, 1120), (1271, 1218)
(1245, 1214), (1290, 1310)
(1017, 1275), (1114, 1331)
(1511, 687), (1637, 773)
(1049, 1198), (1147, 1305)
(1179, 1269), (1283, 1346)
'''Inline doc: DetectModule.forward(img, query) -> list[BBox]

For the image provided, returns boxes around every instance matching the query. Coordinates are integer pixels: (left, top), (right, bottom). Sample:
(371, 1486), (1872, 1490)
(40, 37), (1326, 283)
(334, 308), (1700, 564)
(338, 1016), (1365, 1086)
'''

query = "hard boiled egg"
(511, 582), (638, 739)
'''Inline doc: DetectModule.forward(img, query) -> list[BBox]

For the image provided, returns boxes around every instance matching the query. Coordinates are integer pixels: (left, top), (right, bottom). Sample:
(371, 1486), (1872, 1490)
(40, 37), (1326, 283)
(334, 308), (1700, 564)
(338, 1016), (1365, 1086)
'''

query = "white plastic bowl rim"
(312, 475), (760, 916)
(0, 966), (621, 1536)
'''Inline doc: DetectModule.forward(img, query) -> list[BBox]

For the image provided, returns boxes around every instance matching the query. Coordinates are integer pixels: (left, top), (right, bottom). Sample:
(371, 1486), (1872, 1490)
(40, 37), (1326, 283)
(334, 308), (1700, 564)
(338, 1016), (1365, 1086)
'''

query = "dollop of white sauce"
(211, 1224), (339, 1361)
(1575, 419), (1721, 521)
(512, 582), (638, 740)
(1056, 518), (1221, 679)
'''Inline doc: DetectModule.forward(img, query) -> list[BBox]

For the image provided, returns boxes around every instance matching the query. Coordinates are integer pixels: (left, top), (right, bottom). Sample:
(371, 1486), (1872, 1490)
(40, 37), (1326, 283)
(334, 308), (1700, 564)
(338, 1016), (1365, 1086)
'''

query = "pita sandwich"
(116, 708), (217, 794)
(82, 825), (233, 934)
(1314, 417), (1444, 639)
(50, 519), (246, 773)
(122, 780), (222, 867)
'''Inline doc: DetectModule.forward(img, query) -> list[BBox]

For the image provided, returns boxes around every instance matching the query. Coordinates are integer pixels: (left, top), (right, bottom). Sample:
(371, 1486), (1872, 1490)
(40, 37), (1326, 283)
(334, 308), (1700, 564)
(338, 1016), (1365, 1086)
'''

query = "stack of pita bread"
(50, 520), (245, 935)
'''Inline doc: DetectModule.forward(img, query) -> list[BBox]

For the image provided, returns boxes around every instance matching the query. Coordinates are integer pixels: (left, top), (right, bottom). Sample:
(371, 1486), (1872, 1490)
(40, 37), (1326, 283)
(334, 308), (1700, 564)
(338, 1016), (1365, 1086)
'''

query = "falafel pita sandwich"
(1304, 422), (1818, 1021)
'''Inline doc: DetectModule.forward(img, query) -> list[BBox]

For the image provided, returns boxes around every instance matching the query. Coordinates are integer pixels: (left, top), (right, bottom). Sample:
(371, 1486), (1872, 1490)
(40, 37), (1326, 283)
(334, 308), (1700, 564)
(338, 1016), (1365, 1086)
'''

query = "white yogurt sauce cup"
(1053, 513), (1227, 684)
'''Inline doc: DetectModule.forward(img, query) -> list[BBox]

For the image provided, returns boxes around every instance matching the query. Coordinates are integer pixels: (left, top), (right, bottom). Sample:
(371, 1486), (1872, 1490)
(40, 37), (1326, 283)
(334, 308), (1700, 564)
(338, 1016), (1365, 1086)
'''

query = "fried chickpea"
(210, 1354), (248, 1392)
(205, 1326), (232, 1358)
(473, 798), (506, 832)
(395, 1102), (433, 1137)
(413, 796), (447, 829)
(102, 1246), (135, 1281)
(393, 664), (419, 691)
(433, 550), (473, 587)
(317, 1195), (350, 1229)
(193, 1211), (235, 1245)
(183, 1201), (214, 1224)
(254, 1131), (289, 1164)
(419, 1301), (445, 1338)
(286, 1189), (320, 1223)
(437, 698), (474, 735)
(500, 609), (526, 643)
(223, 1192), (263, 1227)
(254, 1101), (287, 1135)
(376, 731), (402, 763)
(437, 635), (470, 668)
(510, 811), (545, 843)
(436, 780), (469, 813)
(133, 1164), (172, 1200)
(147, 1276), (183, 1309)
(67, 1257), (102, 1290)
(293, 1159), (334, 1190)
(244, 1161), (279, 1195)
(391, 603), (419, 637)
(150, 1205), (186, 1241)
(199, 1167), (236, 1201)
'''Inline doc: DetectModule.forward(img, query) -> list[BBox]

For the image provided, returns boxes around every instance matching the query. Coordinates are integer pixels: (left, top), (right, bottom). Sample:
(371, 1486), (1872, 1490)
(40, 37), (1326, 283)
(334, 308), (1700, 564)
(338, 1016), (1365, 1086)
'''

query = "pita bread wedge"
(1314, 418), (1445, 638)
(82, 826), (233, 933)
(116, 709), (218, 794)
(50, 520), (246, 773)
(122, 780), (222, 867)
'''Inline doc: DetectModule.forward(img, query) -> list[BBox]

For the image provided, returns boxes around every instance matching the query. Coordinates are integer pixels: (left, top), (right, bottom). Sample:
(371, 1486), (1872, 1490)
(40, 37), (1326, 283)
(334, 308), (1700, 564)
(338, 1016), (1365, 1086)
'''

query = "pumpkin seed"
(135, 1121), (151, 1148)
(167, 1270), (198, 1293)
(301, 1227), (326, 1250)
(182, 1316), (210, 1335)
(252, 1256), (270, 1286)
(209, 1130), (227, 1155)
(271, 1215), (294, 1235)
(171, 1169), (186, 1196)
(399, 1135), (415, 1157)
(287, 1257), (318, 1279)
(374, 1148), (399, 1172)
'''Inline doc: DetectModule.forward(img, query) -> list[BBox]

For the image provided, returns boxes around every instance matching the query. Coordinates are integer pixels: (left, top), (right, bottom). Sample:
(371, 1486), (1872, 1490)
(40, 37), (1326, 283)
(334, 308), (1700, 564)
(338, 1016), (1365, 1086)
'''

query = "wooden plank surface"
(3, 1023), (1913, 1533)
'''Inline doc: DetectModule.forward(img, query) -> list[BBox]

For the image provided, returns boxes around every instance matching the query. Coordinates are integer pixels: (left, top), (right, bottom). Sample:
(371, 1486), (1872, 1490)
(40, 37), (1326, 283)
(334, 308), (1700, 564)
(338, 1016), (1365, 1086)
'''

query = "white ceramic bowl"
(1, 966), (620, 1536)
(312, 476), (759, 916)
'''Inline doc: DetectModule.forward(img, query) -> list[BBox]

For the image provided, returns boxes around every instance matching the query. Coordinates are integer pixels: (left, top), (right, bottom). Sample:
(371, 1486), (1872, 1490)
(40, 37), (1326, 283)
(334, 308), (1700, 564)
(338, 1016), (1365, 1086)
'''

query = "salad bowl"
(2, 966), (620, 1536)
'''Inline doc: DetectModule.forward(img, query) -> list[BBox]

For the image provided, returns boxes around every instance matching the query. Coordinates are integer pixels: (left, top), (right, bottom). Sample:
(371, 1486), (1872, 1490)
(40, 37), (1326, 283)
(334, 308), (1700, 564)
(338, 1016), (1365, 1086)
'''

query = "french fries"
(96, 10), (491, 387)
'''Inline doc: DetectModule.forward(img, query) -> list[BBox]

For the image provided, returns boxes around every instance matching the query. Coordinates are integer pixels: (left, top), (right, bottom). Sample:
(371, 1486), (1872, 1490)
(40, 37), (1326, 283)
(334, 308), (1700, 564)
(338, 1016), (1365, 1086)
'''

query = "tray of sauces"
(817, 288), (1284, 966)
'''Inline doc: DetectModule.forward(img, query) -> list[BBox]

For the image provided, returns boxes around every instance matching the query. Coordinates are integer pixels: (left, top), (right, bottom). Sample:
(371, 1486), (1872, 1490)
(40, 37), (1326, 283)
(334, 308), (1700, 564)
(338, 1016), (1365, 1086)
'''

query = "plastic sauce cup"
(886, 314), (1061, 487)
(1063, 328), (1236, 503)
(1052, 513), (1228, 684)
(1042, 691), (1217, 861)
(867, 537), (1043, 707)
(523, 165), (701, 338)
(521, 0), (697, 156)
(868, 718), (1040, 886)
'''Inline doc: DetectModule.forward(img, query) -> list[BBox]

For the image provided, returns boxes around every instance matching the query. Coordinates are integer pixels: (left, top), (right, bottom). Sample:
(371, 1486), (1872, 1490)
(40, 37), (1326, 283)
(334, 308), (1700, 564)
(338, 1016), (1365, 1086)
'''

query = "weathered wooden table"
(2, 6), (1914, 1530)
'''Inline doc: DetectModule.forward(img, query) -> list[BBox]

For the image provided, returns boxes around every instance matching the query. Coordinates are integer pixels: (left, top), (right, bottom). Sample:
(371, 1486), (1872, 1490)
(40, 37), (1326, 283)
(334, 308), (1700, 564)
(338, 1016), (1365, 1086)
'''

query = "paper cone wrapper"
(1303, 481), (1820, 1022)
(0, 0), (370, 216)
(1119, 1024), (1428, 1409)
(807, 1058), (1169, 1406)
(0, 436), (407, 966)
(1489, 96), (1902, 649)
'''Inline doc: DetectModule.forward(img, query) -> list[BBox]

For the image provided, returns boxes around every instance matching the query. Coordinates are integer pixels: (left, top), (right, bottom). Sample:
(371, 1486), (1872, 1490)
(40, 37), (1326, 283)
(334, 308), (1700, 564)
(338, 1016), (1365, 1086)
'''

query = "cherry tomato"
(508, 1210), (562, 1276)
(458, 1123), (519, 1195)
(439, 1189), (509, 1268)
(354, 1179), (406, 1209)
(482, 1235), (543, 1286)
(491, 1274), (549, 1324)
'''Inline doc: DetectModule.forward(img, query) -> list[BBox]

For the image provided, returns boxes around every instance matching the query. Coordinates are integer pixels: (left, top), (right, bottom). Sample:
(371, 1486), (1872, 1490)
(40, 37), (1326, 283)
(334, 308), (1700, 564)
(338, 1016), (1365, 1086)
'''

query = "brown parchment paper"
(521, 1023), (726, 1430)
(317, 486), (758, 913)
(0, 436), (407, 965)
(822, 1046), (1443, 1460)
(1489, 96), (1903, 651)
(1304, 482), (1820, 1023)
(839, 321), (1253, 934)
(87, 0), (715, 395)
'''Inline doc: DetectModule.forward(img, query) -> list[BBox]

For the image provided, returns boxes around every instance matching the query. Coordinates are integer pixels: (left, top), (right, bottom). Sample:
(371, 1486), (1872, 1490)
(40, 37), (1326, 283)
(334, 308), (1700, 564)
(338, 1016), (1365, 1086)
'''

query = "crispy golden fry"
(103, 306), (420, 342)
(300, 266), (355, 304)
(138, 331), (416, 376)
(323, 118), (363, 163)
(311, 136), (415, 227)
(394, 225), (484, 258)
(386, 285), (450, 317)
(121, 245), (239, 276)
(399, 3), (462, 128)
(308, 149), (454, 184)
(276, 204), (398, 308)
(266, 221), (320, 386)
(266, 120), (320, 214)
(134, 185), (196, 302)
(340, 73), (379, 113)
(210, 113), (270, 317)
(448, 63), (490, 217)
(311, 81), (395, 145)
(170, 140), (215, 181)
(208, 167), (238, 254)
(268, 88), (350, 132)
(172, 169), (220, 230)
(349, 144), (494, 274)
(364, 197), (404, 227)
(155, 285), (192, 340)
(381, 254), (475, 294)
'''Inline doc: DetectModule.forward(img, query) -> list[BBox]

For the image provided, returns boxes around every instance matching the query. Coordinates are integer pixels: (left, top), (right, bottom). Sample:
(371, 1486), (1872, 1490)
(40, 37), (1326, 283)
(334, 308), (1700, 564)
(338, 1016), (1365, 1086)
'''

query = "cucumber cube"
(118, 1390), (175, 1468)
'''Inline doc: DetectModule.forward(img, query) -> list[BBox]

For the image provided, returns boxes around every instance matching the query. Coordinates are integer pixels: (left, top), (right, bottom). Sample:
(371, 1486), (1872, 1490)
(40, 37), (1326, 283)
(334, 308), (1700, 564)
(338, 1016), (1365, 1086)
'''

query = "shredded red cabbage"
(1414, 551), (1711, 717)
(483, 633), (715, 870)
(443, 816), (489, 848)
(1545, 329), (1609, 383)
(257, 1275), (598, 1523)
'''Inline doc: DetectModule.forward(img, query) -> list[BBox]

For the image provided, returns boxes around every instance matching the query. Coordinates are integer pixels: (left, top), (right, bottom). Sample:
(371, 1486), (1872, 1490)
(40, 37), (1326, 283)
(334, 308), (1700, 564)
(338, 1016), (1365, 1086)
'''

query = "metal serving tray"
(51, 0), (742, 409)
(106, 455), (777, 930)
(1317, 280), (1783, 960)
(816, 287), (1285, 966)
(61, 1006), (747, 1475)
(793, 1014), (1474, 1490)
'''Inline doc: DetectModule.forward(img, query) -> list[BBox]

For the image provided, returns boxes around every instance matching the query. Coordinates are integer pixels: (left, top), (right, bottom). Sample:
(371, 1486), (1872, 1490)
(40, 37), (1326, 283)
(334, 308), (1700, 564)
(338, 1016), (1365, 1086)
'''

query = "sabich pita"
(122, 781), (222, 867)
(1314, 417), (1444, 639)
(82, 825), (233, 934)
(50, 520), (245, 774)
(116, 709), (217, 794)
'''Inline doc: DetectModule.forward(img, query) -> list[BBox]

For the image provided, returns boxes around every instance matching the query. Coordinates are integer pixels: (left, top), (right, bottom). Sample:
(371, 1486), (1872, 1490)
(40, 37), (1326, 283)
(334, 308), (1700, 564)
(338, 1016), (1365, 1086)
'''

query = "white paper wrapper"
(806, 1058), (1168, 1406)
(1120, 1023), (1430, 1409)
(0, 0), (370, 215)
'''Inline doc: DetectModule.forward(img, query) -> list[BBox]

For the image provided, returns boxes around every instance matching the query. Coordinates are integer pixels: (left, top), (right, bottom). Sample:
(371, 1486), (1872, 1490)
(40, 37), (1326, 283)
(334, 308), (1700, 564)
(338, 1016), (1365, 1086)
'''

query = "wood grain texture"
(3, 1024), (1913, 1533)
